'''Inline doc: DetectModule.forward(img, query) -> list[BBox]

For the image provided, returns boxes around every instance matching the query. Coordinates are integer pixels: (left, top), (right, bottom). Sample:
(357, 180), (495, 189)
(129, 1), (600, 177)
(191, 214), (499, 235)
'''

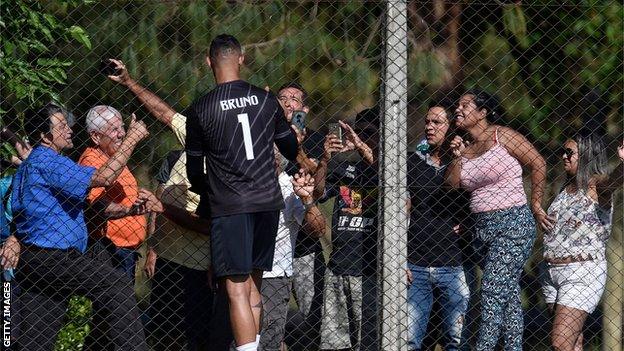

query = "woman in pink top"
(446, 89), (547, 351)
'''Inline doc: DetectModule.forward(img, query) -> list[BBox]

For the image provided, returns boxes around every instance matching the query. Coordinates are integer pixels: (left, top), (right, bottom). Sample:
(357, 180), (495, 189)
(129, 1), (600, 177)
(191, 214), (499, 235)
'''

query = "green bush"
(54, 296), (92, 351)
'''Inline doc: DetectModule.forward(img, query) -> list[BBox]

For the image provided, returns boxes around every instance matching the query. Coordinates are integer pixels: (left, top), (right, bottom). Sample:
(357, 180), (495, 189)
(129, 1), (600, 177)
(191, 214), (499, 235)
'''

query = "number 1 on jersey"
(237, 113), (255, 160)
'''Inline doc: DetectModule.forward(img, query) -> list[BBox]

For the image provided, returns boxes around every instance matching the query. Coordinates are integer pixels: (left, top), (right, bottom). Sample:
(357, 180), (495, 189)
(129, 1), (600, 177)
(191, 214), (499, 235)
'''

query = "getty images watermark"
(2, 268), (14, 348)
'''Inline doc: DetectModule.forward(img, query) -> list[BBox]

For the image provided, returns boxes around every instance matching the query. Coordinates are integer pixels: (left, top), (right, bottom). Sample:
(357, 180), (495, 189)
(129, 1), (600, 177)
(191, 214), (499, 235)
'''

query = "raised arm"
(339, 121), (375, 165)
(90, 115), (149, 188)
(292, 126), (319, 174)
(297, 150), (318, 174)
(274, 105), (299, 161)
(108, 59), (177, 127)
(499, 127), (549, 230)
(291, 171), (326, 239)
(313, 134), (343, 200)
(1, 126), (32, 161)
(275, 128), (299, 162)
(301, 203), (326, 239)
(445, 136), (465, 189)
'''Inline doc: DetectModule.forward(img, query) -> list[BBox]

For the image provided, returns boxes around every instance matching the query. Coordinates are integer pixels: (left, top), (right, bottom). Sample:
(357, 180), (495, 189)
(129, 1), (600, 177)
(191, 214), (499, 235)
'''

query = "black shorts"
(210, 211), (280, 278)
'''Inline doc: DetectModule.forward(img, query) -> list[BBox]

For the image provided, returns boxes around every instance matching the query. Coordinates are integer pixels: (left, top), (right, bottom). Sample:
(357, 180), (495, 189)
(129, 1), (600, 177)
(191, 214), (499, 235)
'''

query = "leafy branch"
(0, 0), (92, 116)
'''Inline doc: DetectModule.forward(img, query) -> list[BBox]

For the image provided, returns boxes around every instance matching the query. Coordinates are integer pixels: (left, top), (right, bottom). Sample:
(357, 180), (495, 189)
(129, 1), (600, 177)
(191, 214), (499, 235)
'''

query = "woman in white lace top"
(541, 134), (623, 351)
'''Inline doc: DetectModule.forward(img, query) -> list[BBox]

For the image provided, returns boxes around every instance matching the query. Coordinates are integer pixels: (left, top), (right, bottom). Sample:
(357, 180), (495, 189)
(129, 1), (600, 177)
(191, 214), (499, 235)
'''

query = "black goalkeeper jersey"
(185, 80), (292, 217)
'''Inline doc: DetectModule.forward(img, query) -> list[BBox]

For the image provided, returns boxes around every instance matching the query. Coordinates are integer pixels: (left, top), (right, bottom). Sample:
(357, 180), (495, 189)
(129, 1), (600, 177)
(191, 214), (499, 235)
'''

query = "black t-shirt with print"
(321, 158), (378, 276)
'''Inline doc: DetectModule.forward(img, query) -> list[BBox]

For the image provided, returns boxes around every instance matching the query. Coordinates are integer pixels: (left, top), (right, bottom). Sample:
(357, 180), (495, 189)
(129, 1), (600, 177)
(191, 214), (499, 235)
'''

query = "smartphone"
(328, 123), (343, 144)
(291, 110), (306, 131)
(99, 59), (120, 76)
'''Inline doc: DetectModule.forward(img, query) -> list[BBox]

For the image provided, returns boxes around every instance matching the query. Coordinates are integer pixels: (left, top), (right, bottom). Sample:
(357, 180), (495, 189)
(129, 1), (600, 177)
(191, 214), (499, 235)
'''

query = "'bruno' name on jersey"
(219, 96), (259, 111)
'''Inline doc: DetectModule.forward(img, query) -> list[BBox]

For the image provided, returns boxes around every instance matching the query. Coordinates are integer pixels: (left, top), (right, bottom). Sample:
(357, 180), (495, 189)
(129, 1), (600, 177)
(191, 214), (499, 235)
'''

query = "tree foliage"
(0, 0), (92, 119)
(412, 1), (622, 146)
(0, 1), (621, 349)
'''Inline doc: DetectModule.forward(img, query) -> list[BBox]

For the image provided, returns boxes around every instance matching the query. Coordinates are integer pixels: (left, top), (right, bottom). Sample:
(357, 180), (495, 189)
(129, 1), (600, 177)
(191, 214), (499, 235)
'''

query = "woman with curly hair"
(446, 89), (547, 350)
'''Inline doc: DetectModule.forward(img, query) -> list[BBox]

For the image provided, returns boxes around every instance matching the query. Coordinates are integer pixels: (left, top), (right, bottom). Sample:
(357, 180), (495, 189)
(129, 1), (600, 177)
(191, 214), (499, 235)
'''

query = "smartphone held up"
(328, 122), (343, 145)
(291, 110), (306, 131)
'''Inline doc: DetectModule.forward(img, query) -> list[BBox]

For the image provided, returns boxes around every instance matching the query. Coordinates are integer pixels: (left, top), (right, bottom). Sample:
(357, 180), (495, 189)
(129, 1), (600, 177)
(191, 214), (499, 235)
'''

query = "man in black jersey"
(185, 34), (298, 351)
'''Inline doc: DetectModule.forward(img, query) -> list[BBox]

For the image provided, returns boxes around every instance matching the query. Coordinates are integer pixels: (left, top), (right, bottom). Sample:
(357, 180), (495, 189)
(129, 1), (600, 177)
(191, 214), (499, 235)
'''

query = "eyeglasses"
(562, 147), (575, 158)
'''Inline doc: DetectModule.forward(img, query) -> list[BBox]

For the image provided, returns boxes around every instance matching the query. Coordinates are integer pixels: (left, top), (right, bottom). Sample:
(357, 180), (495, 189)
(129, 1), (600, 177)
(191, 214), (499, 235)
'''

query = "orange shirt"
(79, 147), (147, 248)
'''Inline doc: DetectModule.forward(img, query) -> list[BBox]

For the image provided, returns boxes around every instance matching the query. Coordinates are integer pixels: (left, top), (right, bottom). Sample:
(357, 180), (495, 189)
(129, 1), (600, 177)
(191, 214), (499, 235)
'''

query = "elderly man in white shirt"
(259, 151), (326, 351)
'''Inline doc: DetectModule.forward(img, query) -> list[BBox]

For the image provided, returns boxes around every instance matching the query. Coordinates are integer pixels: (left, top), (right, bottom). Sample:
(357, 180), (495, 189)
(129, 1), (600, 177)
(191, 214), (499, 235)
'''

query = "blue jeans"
(110, 246), (139, 280)
(407, 263), (470, 351)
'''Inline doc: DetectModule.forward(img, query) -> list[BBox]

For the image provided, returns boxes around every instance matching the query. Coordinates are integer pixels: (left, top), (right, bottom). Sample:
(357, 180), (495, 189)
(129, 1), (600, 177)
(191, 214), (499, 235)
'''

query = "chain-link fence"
(1, 1), (622, 350)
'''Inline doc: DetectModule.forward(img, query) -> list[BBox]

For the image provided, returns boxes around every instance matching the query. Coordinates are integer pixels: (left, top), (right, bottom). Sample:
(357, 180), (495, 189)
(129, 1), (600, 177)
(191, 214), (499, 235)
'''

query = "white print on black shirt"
(337, 215), (374, 232)
(219, 95), (259, 111)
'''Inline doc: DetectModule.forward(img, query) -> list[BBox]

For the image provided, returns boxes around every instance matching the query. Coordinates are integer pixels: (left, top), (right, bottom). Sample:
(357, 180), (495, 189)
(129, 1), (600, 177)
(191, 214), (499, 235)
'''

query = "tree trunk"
(444, 2), (462, 88)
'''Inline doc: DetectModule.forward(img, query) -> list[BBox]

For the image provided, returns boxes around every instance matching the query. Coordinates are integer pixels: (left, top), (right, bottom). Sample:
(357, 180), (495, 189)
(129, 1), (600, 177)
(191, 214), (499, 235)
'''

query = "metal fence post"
(380, 1), (408, 349)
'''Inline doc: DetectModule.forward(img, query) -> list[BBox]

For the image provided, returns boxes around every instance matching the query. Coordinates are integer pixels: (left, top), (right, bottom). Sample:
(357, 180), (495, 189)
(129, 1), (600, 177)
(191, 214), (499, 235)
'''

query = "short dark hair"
(278, 82), (308, 104)
(209, 34), (242, 63)
(428, 95), (455, 121)
(23, 103), (66, 144)
(354, 108), (380, 148)
(355, 106), (380, 127)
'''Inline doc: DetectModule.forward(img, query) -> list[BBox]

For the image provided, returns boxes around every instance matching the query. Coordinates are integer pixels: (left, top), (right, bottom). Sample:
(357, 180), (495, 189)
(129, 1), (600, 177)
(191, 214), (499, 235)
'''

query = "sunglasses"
(562, 147), (575, 158)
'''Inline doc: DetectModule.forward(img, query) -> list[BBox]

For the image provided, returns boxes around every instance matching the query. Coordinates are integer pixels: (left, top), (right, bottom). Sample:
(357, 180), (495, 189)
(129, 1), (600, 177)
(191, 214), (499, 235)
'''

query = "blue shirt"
(11, 146), (95, 252)
(0, 176), (12, 241)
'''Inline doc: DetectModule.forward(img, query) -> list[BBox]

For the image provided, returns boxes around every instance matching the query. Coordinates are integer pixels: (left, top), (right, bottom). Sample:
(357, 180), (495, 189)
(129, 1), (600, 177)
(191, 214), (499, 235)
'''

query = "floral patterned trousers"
(472, 205), (536, 351)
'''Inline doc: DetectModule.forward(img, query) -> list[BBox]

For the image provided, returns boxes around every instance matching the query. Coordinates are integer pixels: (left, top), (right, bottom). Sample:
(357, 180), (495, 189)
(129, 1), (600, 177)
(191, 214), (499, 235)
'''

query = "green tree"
(0, 0), (92, 117)
(1, 2), (621, 348)
(406, 1), (622, 147)
(0, 0), (92, 174)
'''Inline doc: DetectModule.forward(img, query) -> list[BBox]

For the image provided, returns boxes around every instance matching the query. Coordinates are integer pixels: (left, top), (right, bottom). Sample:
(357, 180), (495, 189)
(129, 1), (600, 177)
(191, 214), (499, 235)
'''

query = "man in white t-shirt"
(259, 151), (326, 351)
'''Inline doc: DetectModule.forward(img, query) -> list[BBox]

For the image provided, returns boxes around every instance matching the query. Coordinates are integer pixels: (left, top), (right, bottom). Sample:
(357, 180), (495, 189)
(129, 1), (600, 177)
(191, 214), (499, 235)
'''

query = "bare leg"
(225, 274), (257, 346)
(551, 304), (588, 351)
(574, 332), (583, 351)
(250, 269), (264, 335)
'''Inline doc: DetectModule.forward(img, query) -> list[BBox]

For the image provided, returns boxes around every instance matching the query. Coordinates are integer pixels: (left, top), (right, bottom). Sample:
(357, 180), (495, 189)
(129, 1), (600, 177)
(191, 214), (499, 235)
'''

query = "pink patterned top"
(460, 129), (527, 213)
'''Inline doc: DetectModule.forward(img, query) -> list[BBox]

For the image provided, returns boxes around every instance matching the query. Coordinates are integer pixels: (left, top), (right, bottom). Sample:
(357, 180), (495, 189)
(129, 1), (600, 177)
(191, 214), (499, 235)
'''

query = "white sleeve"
(286, 193), (306, 226)
(170, 113), (187, 146)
